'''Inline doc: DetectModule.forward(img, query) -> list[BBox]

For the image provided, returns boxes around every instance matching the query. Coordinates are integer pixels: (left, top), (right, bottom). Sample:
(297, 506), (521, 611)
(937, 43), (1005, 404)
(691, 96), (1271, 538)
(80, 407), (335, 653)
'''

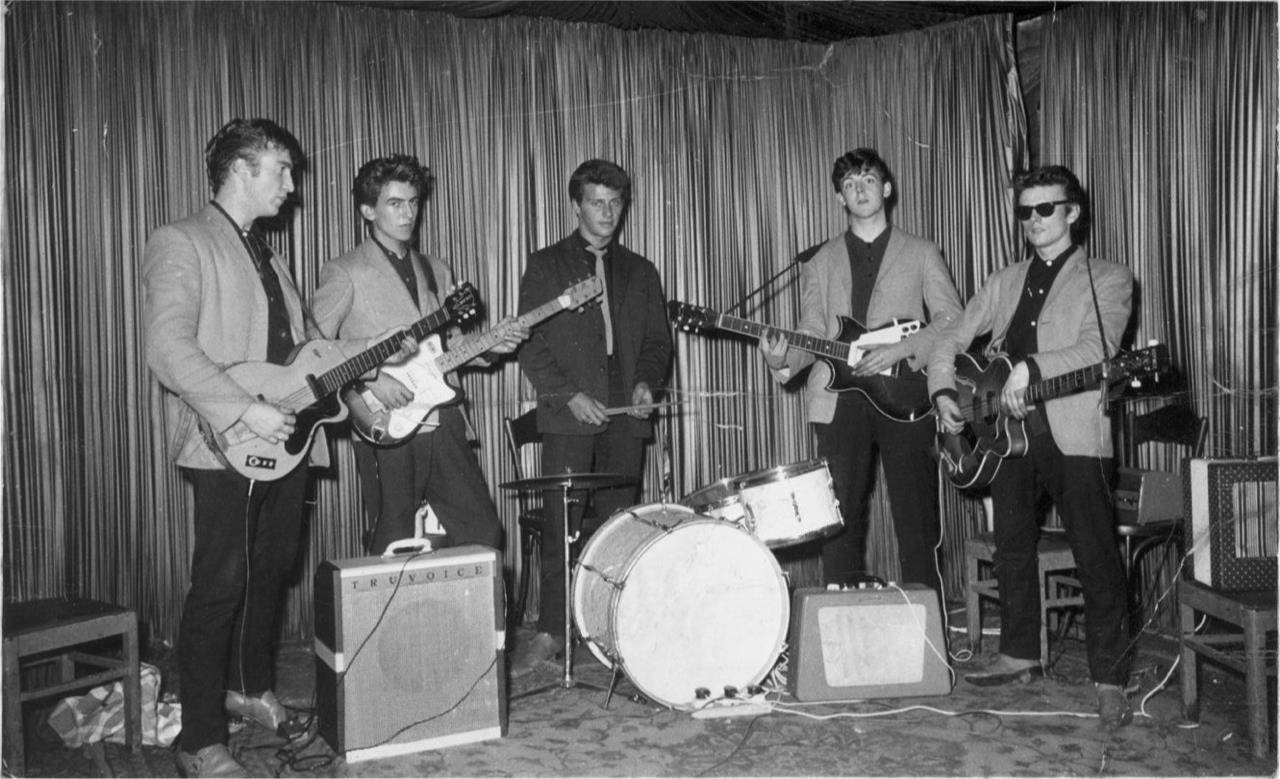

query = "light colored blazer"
(143, 203), (330, 469)
(775, 227), (962, 424)
(926, 248), (1134, 458)
(310, 237), (471, 427)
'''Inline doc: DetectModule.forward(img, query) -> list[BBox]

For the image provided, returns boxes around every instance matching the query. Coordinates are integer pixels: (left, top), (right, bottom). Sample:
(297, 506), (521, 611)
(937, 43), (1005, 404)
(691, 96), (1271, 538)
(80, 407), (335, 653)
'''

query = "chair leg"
(1244, 612), (1270, 759)
(1038, 564), (1050, 668)
(123, 622), (142, 753)
(1179, 597), (1199, 722)
(966, 553), (982, 653)
(3, 640), (24, 776)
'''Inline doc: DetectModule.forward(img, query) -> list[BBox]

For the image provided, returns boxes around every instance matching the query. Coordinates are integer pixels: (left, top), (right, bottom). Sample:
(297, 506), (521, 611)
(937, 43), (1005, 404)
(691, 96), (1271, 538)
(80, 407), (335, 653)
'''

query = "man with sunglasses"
(759, 148), (962, 596)
(929, 165), (1135, 727)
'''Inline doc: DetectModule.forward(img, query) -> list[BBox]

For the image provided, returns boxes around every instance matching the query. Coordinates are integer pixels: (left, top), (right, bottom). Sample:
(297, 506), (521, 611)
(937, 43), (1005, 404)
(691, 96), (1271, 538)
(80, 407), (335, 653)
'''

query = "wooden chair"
(503, 410), (544, 627)
(1179, 580), (1277, 758)
(2, 599), (141, 775)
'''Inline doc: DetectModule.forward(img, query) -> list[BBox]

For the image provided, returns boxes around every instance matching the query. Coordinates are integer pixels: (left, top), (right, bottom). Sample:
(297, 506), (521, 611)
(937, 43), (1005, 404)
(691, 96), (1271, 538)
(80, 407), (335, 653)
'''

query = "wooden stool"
(2, 599), (141, 775)
(1179, 580), (1277, 759)
(965, 531), (1084, 667)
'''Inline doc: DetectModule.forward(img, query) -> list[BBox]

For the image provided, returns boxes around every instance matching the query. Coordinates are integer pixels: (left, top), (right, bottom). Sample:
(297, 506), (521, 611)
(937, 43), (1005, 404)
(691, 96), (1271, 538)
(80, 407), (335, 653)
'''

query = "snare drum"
(681, 477), (747, 526)
(735, 459), (843, 548)
(572, 503), (789, 710)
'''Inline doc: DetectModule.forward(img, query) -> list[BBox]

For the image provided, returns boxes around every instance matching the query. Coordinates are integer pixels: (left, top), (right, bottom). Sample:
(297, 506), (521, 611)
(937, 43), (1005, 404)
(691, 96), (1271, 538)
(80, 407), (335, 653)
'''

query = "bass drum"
(572, 503), (789, 710)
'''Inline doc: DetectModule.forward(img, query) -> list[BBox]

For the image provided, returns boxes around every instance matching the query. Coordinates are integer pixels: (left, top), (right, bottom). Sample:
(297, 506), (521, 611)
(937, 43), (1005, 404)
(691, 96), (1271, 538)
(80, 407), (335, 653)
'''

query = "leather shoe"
(175, 743), (248, 778)
(1096, 683), (1134, 727)
(224, 689), (306, 740)
(964, 654), (1044, 687)
(510, 631), (563, 678)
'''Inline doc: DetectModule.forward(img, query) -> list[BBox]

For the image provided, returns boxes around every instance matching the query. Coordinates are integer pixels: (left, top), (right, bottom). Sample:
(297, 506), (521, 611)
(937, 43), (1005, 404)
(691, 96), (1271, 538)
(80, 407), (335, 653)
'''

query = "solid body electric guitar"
(346, 277), (604, 445)
(667, 301), (929, 422)
(200, 283), (478, 480)
(936, 344), (1170, 490)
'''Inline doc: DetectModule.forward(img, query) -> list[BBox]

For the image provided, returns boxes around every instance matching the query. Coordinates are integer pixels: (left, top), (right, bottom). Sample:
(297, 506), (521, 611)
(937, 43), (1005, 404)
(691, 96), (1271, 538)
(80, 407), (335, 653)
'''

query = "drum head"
(610, 519), (788, 709)
(734, 458), (828, 490)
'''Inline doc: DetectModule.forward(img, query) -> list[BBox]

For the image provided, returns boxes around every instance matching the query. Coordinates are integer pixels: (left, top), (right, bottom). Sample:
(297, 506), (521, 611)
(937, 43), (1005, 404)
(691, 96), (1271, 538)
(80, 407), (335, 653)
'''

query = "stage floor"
(18, 609), (1277, 777)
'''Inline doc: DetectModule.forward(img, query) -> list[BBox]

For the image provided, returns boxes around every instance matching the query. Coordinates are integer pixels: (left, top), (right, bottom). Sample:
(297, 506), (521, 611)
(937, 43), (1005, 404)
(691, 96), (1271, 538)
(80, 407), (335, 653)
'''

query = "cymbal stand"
(513, 479), (610, 701)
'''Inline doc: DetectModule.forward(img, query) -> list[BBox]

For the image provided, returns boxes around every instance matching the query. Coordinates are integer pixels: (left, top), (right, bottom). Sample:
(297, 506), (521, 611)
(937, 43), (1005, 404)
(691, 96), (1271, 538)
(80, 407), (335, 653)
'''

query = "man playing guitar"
(759, 148), (961, 595)
(310, 155), (527, 555)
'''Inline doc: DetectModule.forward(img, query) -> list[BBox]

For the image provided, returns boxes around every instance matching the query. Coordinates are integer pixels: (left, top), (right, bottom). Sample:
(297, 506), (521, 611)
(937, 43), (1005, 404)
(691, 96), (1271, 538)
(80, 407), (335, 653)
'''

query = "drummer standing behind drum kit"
(759, 148), (962, 596)
(511, 159), (673, 678)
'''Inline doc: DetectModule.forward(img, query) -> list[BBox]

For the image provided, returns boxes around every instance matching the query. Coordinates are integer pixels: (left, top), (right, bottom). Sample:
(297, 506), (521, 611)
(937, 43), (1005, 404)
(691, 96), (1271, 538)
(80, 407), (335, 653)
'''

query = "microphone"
(723, 241), (824, 316)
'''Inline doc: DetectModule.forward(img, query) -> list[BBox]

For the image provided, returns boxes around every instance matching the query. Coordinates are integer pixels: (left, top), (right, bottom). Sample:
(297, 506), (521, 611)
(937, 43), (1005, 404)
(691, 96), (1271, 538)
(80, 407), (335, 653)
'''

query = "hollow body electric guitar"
(200, 284), (479, 481)
(667, 301), (929, 422)
(936, 344), (1170, 490)
(346, 277), (604, 445)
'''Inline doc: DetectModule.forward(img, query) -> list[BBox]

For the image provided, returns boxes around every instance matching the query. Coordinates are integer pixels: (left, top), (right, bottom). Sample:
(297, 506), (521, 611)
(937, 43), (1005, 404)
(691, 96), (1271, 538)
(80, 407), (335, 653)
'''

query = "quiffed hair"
(352, 154), (435, 209)
(568, 159), (631, 204)
(1014, 165), (1091, 244)
(830, 147), (896, 203)
(204, 118), (304, 193)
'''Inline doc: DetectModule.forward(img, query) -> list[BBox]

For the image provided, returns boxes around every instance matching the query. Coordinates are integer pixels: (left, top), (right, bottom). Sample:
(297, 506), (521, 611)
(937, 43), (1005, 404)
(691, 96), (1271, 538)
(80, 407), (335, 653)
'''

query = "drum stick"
(604, 401), (682, 416)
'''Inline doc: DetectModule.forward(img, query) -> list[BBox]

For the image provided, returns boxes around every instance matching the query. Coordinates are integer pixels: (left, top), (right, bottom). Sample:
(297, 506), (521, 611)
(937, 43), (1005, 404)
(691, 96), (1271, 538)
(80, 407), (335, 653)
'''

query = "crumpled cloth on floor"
(47, 661), (181, 748)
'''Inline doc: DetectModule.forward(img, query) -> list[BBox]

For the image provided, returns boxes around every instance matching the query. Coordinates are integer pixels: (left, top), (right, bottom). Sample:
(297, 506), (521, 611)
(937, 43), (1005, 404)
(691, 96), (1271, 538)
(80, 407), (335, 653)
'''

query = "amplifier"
(788, 584), (951, 702)
(1186, 458), (1278, 592)
(1114, 467), (1183, 524)
(314, 546), (506, 763)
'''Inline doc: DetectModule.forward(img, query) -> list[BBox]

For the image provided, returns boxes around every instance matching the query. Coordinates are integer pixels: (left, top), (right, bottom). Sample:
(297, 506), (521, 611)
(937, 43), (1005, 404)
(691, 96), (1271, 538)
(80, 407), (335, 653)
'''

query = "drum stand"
(502, 473), (631, 704)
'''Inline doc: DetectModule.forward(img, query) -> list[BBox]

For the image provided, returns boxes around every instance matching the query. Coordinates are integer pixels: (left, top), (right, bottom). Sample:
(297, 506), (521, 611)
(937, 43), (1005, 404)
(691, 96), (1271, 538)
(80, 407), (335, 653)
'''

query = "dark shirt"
(372, 236), (437, 310)
(845, 225), (892, 325)
(1004, 243), (1074, 364)
(212, 202), (294, 364)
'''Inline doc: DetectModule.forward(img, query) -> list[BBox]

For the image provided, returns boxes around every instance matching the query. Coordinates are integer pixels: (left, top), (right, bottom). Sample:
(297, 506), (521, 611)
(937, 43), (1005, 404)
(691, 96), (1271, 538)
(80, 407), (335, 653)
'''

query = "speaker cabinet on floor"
(314, 545), (506, 763)
(788, 584), (952, 701)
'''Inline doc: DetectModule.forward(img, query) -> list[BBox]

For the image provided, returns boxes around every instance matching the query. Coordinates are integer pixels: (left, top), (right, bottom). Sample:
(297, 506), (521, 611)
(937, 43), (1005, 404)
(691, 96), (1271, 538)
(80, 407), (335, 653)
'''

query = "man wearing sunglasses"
(928, 165), (1135, 728)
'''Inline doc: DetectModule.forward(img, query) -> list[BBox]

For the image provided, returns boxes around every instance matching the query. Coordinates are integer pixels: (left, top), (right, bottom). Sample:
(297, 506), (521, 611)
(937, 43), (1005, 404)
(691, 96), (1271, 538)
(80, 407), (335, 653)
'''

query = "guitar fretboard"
(437, 296), (570, 374)
(315, 308), (454, 397)
(710, 313), (853, 361)
(1026, 361), (1111, 403)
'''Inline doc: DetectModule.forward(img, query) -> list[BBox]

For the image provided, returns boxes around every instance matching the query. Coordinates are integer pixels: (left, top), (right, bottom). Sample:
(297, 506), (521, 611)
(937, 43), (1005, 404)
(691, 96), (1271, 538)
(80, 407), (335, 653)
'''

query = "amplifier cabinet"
(1114, 467), (1183, 524)
(314, 546), (506, 763)
(1186, 458), (1278, 592)
(788, 585), (952, 702)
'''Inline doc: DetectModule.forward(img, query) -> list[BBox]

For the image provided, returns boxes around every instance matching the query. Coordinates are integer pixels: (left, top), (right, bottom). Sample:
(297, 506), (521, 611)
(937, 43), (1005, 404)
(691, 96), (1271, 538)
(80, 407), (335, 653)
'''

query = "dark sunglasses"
(1015, 200), (1072, 221)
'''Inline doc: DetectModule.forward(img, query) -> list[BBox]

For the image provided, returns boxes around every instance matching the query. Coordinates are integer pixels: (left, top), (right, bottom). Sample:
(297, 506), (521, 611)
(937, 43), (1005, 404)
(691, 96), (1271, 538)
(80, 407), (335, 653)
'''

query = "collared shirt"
(211, 201), (294, 364)
(1004, 243), (1074, 362)
(845, 225), (892, 325)
(373, 236), (437, 311)
(573, 231), (619, 329)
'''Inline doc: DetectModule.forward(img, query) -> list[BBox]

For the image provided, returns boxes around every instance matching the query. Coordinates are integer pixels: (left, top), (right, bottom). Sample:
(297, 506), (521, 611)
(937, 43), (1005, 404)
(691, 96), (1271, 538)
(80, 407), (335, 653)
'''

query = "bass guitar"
(936, 344), (1170, 490)
(200, 283), (479, 480)
(667, 301), (929, 422)
(347, 277), (603, 445)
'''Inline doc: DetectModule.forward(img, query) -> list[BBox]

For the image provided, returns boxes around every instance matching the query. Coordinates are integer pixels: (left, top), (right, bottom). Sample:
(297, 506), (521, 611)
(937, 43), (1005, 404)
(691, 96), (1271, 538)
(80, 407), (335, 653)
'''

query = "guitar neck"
(1026, 360), (1111, 404)
(710, 313), (852, 361)
(313, 308), (453, 398)
(436, 297), (568, 374)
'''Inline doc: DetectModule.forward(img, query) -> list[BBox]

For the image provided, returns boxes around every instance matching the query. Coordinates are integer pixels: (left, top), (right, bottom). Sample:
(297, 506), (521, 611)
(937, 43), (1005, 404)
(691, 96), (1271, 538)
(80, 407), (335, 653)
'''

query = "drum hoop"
(680, 476), (741, 505)
(735, 457), (829, 490)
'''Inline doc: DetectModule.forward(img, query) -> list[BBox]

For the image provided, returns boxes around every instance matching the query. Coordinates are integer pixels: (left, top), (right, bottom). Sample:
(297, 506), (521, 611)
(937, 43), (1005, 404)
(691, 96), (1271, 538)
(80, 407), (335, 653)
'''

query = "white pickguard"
(358, 335), (456, 438)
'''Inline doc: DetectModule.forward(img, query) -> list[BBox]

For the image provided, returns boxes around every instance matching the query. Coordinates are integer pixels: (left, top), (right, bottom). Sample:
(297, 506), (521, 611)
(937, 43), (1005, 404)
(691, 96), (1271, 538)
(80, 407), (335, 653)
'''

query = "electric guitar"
(936, 344), (1171, 490)
(200, 284), (479, 480)
(346, 277), (604, 445)
(667, 301), (929, 422)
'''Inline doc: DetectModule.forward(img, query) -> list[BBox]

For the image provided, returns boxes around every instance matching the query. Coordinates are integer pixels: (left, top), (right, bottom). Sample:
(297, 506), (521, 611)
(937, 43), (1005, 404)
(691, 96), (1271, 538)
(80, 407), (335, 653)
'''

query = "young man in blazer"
(311, 154), (526, 556)
(931, 165), (1134, 726)
(760, 148), (962, 596)
(513, 159), (672, 677)
(145, 119), (408, 777)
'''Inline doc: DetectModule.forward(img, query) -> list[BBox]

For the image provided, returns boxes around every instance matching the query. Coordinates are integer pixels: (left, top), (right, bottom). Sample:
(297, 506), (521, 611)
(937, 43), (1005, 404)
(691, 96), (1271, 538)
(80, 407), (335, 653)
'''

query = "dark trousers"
(989, 427), (1130, 685)
(815, 392), (941, 593)
(353, 406), (504, 555)
(178, 464), (307, 752)
(537, 425), (646, 637)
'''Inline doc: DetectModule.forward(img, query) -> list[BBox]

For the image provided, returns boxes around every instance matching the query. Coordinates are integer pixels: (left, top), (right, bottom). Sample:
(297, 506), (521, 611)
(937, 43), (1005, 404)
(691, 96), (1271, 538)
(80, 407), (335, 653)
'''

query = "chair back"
(503, 409), (541, 480)
(1132, 403), (1208, 458)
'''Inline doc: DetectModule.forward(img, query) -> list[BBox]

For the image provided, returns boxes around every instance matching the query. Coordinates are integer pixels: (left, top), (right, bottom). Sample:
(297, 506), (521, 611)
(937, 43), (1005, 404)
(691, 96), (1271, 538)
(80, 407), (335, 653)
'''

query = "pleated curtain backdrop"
(5, 1), (1271, 646)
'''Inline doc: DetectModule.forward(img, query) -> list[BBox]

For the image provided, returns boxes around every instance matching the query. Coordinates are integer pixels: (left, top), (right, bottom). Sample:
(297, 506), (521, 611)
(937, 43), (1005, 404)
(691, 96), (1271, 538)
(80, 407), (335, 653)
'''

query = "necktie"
(587, 245), (614, 356)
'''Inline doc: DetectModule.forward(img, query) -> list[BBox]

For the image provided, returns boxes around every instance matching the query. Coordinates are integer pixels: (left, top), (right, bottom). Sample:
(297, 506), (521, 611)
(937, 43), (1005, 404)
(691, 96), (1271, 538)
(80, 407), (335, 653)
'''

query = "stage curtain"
(3, 1), (1019, 642)
(1037, 2), (1277, 464)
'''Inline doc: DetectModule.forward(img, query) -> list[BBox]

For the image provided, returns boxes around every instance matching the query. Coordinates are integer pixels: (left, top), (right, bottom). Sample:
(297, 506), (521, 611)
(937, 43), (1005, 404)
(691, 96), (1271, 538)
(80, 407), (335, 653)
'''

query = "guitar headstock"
(1113, 343), (1172, 384)
(445, 282), (481, 325)
(667, 301), (719, 334)
(560, 277), (604, 310)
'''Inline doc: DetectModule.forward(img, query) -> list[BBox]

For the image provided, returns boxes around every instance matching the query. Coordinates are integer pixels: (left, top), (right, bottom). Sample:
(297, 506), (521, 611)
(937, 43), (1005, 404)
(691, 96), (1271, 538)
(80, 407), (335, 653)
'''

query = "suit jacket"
(775, 226), (962, 424)
(517, 232), (672, 437)
(143, 203), (330, 469)
(310, 237), (473, 428)
(926, 247), (1134, 458)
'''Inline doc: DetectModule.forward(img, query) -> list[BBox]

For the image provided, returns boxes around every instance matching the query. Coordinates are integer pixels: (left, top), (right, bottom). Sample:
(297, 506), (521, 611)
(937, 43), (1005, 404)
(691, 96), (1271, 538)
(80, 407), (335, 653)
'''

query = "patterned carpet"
(21, 627), (1277, 778)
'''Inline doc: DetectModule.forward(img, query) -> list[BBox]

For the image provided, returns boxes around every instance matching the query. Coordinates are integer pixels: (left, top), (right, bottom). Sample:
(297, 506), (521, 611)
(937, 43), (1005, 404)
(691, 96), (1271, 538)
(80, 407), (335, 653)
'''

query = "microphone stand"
(723, 242), (823, 316)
